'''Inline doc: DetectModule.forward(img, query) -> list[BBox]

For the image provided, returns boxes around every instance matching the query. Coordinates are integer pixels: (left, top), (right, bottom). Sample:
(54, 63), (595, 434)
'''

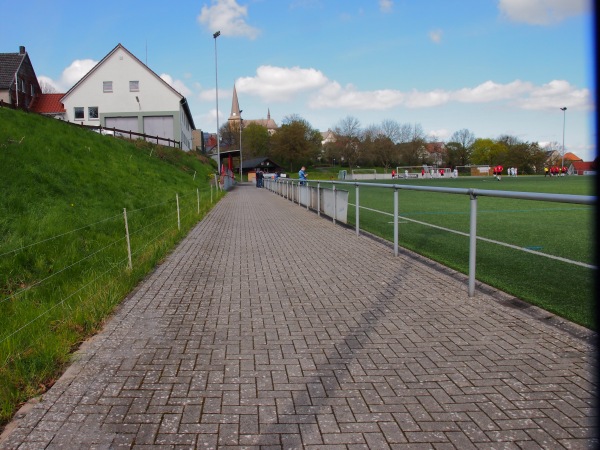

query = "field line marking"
(354, 204), (596, 270)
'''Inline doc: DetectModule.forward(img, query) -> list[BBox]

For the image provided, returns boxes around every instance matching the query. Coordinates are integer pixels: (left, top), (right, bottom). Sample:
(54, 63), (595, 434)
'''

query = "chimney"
(19, 46), (25, 54)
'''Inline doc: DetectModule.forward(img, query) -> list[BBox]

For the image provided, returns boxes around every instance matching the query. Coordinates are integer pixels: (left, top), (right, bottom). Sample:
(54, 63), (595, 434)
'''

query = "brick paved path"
(1, 184), (597, 449)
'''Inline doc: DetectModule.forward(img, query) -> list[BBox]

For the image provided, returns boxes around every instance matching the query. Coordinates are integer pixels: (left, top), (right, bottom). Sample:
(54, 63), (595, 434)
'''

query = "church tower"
(229, 84), (242, 125)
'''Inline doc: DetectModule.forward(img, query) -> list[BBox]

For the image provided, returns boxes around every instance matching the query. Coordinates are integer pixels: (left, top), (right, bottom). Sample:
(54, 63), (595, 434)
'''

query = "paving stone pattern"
(1, 184), (597, 449)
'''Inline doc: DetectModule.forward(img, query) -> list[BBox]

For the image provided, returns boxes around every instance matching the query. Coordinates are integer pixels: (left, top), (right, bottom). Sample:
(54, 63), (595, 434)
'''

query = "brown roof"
(30, 93), (65, 114)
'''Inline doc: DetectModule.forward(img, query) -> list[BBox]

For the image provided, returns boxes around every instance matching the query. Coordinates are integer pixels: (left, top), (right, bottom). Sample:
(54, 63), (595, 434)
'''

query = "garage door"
(143, 116), (174, 144)
(105, 117), (138, 137)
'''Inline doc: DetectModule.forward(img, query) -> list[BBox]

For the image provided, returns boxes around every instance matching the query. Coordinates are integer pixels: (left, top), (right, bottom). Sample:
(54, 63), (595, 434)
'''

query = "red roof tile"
(563, 152), (582, 162)
(30, 93), (65, 114)
(571, 161), (596, 171)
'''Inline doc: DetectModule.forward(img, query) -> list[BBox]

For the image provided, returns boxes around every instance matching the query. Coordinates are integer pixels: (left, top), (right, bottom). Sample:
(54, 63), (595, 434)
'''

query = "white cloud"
(452, 80), (533, 103)
(513, 80), (591, 110)
(198, 87), (230, 102)
(379, 0), (393, 13)
(160, 73), (192, 97)
(234, 65), (592, 112)
(310, 82), (406, 109)
(498, 0), (590, 25)
(37, 75), (61, 93)
(236, 65), (329, 101)
(429, 29), (443, 44)
(405, 89), (451, 108)
(38, 59), (97, 92)
(428, 129), (451, 140)
(198, 0), (260, 39)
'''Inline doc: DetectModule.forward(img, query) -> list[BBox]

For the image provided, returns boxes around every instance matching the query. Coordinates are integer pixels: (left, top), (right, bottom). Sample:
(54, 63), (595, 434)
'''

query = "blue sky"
(2, 0), (596, 160)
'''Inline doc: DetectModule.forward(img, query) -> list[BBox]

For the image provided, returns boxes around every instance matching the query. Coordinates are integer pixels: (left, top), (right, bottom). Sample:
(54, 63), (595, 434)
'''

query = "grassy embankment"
(0, 107), (223, 425)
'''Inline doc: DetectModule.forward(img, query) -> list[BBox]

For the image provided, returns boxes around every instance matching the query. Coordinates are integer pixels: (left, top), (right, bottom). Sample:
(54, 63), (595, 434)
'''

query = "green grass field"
(333, 175), (596, 330)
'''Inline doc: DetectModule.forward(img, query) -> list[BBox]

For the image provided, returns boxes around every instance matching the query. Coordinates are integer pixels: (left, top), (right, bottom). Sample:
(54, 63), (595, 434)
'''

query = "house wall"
(62, 46), (193, 150)
(16, 55), (40, 109)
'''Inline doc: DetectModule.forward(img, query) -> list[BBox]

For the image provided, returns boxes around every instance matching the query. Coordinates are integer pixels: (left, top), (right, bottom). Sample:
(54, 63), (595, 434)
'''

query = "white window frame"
(103, 81), (113, 93)
(129, 80), (139, 92)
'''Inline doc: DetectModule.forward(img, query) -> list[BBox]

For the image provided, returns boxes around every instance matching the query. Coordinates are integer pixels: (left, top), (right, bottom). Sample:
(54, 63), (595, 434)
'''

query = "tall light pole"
(239, 111), (243, 182)
(213, 31), (221, 177)
(560, 107), (567, 172)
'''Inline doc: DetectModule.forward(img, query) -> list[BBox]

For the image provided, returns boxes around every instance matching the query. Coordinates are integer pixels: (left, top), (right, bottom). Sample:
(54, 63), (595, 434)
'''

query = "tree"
(38, 80), (57, 94)
(359, 124), (394, 168)
(447, 129), (475, 167)
(219, 122), (237, 150)
(527, 142), (549, 174)
(241, 123), (270, 159)
(471, 138), (503, 166)
(380, 119), (402, 144)
(332, 116), (362, 167)
(397, 123), (426, 166)
(270, 115), (321, 171)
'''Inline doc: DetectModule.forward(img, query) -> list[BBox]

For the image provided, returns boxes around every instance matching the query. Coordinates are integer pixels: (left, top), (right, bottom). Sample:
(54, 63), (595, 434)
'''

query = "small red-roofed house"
(569, 160), (597, 175)
(30, 93), (66, 119)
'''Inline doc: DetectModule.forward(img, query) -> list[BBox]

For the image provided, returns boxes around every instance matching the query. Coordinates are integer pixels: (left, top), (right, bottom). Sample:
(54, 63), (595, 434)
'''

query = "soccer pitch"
(343, 175), (596, 329)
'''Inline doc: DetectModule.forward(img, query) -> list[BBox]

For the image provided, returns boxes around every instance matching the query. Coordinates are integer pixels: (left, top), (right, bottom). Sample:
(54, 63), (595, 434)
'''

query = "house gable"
(60, 43), (195, 150)
(61, 44), (183, 117)
(0, 46), (41, 108)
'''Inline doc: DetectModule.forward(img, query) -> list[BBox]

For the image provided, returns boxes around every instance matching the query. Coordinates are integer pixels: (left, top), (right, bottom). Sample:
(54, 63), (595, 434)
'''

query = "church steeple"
(229, 84), (241, 122)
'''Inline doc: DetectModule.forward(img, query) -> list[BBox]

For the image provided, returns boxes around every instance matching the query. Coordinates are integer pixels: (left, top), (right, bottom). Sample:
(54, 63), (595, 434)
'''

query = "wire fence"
(0, 185), (220, 373)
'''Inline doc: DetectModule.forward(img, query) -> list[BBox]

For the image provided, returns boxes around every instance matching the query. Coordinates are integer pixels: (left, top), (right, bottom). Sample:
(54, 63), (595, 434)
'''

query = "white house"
(61, 43), (195, 150)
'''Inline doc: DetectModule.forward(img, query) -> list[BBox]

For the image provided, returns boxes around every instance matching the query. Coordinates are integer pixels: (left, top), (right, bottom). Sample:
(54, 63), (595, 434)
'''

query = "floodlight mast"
(560, 107), (567, 172)
(213, 31), (221, 179)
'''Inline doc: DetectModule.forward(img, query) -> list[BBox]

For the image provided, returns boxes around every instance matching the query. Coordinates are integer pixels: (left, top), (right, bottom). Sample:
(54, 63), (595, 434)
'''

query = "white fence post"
(197, 188), (200, 215)
(123, 208), (132, 270)
(176, 194), (181, 231)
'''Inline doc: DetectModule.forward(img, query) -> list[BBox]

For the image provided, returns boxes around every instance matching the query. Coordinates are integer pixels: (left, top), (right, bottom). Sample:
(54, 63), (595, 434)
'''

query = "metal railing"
(265, 178), (596, 297)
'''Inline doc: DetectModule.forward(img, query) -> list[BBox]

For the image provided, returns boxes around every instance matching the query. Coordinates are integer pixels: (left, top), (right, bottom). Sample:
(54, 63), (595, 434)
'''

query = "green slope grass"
(0, 107), (223, 425)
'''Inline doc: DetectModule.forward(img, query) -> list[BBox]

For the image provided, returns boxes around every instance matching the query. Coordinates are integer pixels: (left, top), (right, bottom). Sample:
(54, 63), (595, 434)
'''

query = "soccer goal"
(395, 166), (425, 179)
(350, 168), (378, 180)
(456, 165), (492, 177)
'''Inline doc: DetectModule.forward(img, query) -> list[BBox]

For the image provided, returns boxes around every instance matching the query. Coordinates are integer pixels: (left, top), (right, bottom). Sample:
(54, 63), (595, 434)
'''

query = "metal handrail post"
(307, 184), (310, 210)
(393, 188), (398, 256)
(355, 184), (360, 236)
(317, 182), (321, 217)
(333, 183), (337, 225)
(469, 190), (478, 296)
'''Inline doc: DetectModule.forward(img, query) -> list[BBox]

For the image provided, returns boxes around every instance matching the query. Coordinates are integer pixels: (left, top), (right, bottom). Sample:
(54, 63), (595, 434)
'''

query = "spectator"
(298, 166), (308, 185)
